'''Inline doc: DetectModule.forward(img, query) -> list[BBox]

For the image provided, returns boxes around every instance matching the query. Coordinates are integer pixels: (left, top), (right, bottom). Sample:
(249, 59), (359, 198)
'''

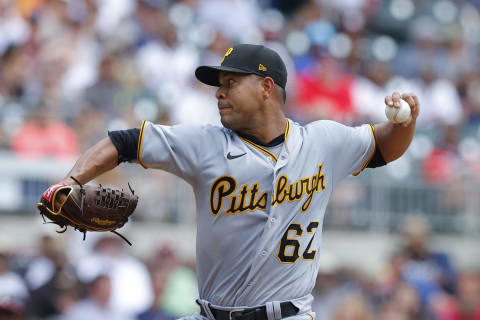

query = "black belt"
(199, 302), (298, 320)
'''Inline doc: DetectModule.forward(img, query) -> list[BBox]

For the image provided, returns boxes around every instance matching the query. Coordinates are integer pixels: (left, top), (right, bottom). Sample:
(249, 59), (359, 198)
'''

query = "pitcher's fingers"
(392, 92), (401, 107)
(402, 94), (415, 108)
(412, 94), (420, 108)
(385, 95), (394, 107)
(405, 93), (420, 117)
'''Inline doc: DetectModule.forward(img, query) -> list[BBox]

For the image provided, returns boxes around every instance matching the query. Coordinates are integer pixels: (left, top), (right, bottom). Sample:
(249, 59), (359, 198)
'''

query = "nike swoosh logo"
(227, 152), (246, 160)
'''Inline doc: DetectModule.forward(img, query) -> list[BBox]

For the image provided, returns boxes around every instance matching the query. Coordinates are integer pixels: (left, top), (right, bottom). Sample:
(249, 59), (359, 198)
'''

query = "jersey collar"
(237, 132), (284, 147)
(236, 119), (293, 163)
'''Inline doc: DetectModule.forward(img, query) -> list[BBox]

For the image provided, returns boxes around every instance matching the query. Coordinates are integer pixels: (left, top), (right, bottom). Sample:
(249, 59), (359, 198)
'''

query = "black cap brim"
(195, 66), (253, 87)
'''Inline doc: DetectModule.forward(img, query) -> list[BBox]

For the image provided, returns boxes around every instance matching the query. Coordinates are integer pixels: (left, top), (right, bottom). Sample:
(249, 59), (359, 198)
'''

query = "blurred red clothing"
(296, 71), (354, 121)
(437, 302), (480, 320)
(12, 120), (79, 159)
(422, 148), (455, 183)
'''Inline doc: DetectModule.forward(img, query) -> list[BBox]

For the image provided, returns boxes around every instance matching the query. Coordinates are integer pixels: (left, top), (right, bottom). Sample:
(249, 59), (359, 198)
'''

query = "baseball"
(385, 98), (411, 123)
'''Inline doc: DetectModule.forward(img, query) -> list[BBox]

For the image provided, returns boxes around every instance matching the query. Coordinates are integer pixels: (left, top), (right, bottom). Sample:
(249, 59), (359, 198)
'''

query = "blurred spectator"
(170, 81), (220, 125)
(463, 71), (480, 124)
(312, 263), (364, 320)
(160, 263), (198, 318)
(387, 283), (422, 319)
(443, 28), (479, 84)
(0, 1), (30, 56)
(432, 271), (480, 320)
(27, 245), (78, 319)
(71, 106), (108, 150)
(25, 235), (64, 290)
(196, 0), (260, 41)
(137, 266), (175, 320)
(76, 236), (153, 317)
(0, 296), (25, 320)
(11, 105), (79, 159)
(0, 252), (28, 307)
(399, 216), (456, 304)
(148, 245), (199, 318)
(394, 17), (448, 79)
(353, 60), (394, 123)
(450, 271), (480, 319)
(83, 53), (123, 116)
(421, 124), (473, 220)
(376, 284), (420, 320)
(61, 274), (132, 320)
(296, 52), (355, 123)
(422, 126), (462, 184)
(376, 252), (408, 299)
(0, 44), (33, 103)
(134, 14), (198, 111)
(332, 294), (373, 320)
(413, 67), (463, 128)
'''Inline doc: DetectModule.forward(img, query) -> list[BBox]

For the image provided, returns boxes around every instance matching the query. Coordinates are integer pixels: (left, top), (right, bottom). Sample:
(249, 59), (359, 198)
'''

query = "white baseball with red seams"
(385, 98), (411, 123)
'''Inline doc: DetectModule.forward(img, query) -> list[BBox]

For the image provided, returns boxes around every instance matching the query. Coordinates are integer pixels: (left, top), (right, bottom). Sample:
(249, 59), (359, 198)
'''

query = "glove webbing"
(40, 177), (133, 246)
(71, 177), (132, 246)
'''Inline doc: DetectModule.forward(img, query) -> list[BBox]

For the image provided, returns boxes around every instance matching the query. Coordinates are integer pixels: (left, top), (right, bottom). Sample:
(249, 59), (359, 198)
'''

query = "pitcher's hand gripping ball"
(37, 177), (138, 245)
(385, 98), (411, 123)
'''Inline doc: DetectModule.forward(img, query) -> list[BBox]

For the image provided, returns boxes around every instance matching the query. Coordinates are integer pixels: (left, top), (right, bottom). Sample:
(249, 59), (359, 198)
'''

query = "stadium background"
(0, 0), (480, 319)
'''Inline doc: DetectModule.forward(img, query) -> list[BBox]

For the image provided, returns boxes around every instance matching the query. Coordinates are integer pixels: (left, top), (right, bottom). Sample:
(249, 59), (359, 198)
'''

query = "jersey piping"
(284, 119), (290, 152)
(239, 137), (278, 162)
(137, 120), (148, 169)
(237, 119), (291, 163)
(352, 124), (376, 176)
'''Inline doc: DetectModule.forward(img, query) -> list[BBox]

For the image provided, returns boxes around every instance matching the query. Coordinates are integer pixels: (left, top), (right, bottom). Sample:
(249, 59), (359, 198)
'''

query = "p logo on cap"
(221, 47), (234, 64)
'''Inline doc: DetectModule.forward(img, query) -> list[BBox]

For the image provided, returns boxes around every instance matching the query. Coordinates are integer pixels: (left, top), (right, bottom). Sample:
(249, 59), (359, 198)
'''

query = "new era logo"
(258, 64), (267, 71)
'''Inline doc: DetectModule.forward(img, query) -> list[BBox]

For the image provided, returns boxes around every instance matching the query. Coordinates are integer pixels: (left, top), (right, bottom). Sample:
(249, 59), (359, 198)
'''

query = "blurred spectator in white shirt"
(135, 14), (198, 112)
(353, 61), (395, 124)
(0, 252), (28, 310)
(0, 1), (30, 56)
(76, 236), (154, 318)
(196, 0), (260, 41)
(354, 63), (463, 128)
(170, 81), (220, 125)
(61, 274), (132, 320)
(413, 68), (463, 127)
(25, 235), (62, 290)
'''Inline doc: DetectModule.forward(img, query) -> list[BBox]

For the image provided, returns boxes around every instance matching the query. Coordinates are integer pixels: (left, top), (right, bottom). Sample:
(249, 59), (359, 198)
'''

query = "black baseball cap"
(195, 44), (288, 89)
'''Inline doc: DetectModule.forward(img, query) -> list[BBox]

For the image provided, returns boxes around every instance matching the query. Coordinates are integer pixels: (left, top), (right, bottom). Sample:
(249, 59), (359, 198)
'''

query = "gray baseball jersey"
(138, 119), (375, 318)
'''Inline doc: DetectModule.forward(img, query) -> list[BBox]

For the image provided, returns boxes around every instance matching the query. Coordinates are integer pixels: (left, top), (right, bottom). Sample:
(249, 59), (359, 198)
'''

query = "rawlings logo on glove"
(37, 177), (138, 245)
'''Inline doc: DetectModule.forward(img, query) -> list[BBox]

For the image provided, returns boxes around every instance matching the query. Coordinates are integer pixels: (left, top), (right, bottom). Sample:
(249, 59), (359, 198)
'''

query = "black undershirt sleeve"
(108, 129), (140, 164)
(367, 147), (387, 168)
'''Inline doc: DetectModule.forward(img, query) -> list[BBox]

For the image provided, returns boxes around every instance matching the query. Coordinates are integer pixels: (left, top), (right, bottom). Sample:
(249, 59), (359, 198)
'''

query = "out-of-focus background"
(0, 0), (480, 319)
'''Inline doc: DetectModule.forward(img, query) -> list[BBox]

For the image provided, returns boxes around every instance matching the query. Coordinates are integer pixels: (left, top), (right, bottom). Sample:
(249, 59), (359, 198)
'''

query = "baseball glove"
(37, 177), (138, 245)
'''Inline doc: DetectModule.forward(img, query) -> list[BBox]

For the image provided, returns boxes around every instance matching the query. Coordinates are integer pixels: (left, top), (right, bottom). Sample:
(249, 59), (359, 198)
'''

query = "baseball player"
(54, 44), (420, 320)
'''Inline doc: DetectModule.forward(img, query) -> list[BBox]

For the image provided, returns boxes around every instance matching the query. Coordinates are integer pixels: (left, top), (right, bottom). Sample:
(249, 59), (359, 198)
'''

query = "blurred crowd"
(0, 215), (479, 319)
(0, 232), (199, 320)
(1, 0), (480, 318)
(0, 0), (480, 183)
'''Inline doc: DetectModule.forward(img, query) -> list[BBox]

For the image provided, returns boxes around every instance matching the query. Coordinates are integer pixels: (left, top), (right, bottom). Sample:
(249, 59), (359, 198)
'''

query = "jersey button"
(261, 250), (267, 256)
(247, 283), (253, 286)
(270, 218), (276, 223)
